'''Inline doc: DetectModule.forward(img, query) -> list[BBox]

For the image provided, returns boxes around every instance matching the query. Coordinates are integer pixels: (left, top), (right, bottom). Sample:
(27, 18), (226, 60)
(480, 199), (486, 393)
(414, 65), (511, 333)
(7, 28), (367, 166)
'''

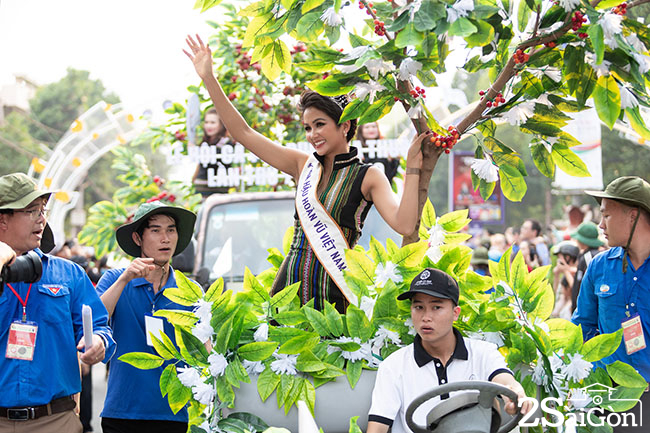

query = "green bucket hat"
(470, 246), (490, 266)
(585, 176), (650, 215)
(570, 222), (604, 248)
(0, 173), (56, 253)
(116, 201), (196, 258)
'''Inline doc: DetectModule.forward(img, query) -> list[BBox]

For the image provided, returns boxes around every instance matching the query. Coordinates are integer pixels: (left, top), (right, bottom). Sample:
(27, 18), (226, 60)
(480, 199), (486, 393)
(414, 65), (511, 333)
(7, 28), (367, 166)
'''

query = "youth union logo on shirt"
(42, 284), (63, 295)
(599, 284), (610, 293)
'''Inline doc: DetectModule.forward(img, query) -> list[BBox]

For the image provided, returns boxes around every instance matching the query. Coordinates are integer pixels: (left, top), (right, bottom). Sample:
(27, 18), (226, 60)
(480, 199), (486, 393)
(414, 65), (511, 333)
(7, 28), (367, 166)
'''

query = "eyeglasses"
(14, 208), (50, 221)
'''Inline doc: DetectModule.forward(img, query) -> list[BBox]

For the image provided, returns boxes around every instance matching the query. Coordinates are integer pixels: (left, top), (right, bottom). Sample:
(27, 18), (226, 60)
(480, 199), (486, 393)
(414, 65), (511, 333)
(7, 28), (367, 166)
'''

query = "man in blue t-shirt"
(0, 173), (114, 433)
(97, 201), (196, 433)
(572, 176), (650, 433)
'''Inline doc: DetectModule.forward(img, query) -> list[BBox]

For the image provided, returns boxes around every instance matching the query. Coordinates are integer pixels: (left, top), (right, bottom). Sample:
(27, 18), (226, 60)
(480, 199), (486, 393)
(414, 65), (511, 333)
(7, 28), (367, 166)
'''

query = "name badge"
(6, 321), (38, 361)
(145, 315), (164, 347)
(622, 314), (647, 355)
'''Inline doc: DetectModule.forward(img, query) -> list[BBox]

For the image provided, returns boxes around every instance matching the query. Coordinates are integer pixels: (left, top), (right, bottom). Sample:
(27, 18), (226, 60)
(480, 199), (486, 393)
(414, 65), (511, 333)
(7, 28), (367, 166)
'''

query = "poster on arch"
(448, 151), (505, 225)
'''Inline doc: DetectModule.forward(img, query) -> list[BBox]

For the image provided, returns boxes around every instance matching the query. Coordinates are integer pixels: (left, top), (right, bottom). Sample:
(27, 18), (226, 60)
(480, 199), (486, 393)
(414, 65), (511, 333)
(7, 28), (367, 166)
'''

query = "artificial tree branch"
(628, 0), (650, 7)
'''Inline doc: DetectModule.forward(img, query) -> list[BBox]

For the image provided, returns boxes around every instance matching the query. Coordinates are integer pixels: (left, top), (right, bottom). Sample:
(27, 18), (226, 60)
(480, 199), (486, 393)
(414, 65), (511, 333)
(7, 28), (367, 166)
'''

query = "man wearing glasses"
(0, 172), (115, 433)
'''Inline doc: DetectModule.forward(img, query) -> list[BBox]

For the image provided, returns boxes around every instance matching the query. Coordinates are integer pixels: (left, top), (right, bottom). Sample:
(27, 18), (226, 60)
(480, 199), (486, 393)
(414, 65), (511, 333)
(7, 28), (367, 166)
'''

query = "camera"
(0, 251), (43, 296)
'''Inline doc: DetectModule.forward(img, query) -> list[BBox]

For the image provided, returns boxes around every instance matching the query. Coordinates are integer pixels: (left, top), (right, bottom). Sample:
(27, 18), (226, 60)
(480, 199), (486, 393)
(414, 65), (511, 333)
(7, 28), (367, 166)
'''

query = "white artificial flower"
(533, 317), (550, 333)
(404, 318), (417, 336)
(199, 420), (211, 433)
(193, 299), (213, 323)
(374, 261), (403, 288)
(407, 0), (423, 20)
(565, 353), (592, 382)
(633, 53), (650, 74)
(360, 295), (376, 320)
(558, 0), (580, 12)
(338, 64), (361, 74)
(535, 93), (553, 107)
(392, 0), (406, 6)
(177, 366), (202, 388)
(398, 58), (422, 81)
(320, 7), (342, 27)
(407, 102), (424, 119)
(569, 388), (592, 409)
(343, 46), (372, 61)
(469, 157), (499, 182)
(364, 58), (394, 80)
(208, 352), (228, 377)
(585, 52), (612, 77)
(599, 12), (623, 46)
(242, 359), (266, 375)
(478, 52), (497, 63)
(497, 281), (515, 297)
(543, 68), (562, 82)
(355, 81), (386, 104)
(426, 245), (444, 263)
(428, 221), (446, 247)
(372, 325), (402, 349)
(270, 353), (298, 376)
(254, 322), (269, 342)
(192, 320), (215, 344)
(619, 85), (639, 109)
(327, 337), (371, 362)
(192, 382), (216, 405)
(531, 356), (547, 386)
(499, 101), (535, 126)
(626, 34), (647, 53)
(467, 331), (504, 347)
(447, 0), (474, 23)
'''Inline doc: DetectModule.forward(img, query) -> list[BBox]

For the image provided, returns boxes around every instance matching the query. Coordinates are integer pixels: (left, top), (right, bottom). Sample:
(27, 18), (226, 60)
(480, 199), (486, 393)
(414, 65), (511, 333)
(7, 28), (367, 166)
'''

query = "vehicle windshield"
(202, 197), (401, 283)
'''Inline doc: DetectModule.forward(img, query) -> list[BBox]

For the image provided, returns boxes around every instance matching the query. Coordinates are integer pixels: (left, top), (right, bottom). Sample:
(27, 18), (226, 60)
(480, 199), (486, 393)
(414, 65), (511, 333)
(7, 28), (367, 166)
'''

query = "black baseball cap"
(397, 268), (460, 304)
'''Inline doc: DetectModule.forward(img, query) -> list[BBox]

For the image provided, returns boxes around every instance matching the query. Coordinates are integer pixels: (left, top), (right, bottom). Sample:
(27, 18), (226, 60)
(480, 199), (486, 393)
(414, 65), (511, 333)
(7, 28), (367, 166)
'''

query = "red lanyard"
(6, 283), (33, 322)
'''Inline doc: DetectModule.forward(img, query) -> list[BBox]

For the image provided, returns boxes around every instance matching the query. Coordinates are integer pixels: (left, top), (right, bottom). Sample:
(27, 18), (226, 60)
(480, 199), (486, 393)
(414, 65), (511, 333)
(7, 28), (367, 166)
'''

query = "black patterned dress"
(272, 147), (373, 312)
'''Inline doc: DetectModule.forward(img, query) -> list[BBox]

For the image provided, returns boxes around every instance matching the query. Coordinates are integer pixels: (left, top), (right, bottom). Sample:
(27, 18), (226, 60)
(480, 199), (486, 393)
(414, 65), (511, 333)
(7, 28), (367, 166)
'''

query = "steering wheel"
(405, 381), (523, 433)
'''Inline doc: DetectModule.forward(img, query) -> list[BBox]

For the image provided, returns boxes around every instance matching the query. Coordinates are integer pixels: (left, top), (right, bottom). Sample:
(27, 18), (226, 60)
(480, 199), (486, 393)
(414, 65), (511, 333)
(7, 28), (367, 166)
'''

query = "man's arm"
(0, 241), (15, 273)
(491, 372), (533, 415)
(98, 258), (155, 317)
(571, 260), (599, 340)
(367, 421), (390, 433)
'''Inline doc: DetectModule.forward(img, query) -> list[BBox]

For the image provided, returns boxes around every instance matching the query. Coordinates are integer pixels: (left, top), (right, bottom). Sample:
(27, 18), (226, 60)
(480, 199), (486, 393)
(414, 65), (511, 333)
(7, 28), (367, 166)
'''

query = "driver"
(367, 268), (531, 433)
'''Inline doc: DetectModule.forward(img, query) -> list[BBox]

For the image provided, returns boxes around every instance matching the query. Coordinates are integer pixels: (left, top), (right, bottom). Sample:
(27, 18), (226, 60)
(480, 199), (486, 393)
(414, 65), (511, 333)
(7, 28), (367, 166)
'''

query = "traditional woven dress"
(272, 147), (373, 312)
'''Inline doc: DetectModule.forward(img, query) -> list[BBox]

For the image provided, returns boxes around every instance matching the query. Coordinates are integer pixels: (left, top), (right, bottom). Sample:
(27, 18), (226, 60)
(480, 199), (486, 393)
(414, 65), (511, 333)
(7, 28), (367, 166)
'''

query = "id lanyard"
(6, 283), (33, 322)
(623, 266), (639, 318)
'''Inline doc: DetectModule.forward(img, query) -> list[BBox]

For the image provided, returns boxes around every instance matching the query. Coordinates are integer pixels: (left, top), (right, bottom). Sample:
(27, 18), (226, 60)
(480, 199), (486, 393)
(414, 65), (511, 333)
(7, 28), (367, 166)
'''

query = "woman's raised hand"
(183, 35), (214, 80)
(406, 130), (429, 170)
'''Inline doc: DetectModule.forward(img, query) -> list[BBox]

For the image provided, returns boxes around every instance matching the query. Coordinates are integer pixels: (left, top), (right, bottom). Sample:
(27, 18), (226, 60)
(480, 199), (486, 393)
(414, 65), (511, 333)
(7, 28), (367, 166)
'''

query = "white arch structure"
(28, 101), (144, 247)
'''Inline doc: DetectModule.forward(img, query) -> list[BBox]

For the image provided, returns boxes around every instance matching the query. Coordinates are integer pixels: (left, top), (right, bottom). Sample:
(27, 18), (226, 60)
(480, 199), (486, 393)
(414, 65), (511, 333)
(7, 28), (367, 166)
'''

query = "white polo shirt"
(368, 328), (512, 433)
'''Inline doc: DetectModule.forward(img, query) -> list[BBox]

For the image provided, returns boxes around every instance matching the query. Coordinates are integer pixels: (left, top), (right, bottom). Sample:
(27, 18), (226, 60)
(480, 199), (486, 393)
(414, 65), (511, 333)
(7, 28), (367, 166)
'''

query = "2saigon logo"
(518, 383), (642, 428)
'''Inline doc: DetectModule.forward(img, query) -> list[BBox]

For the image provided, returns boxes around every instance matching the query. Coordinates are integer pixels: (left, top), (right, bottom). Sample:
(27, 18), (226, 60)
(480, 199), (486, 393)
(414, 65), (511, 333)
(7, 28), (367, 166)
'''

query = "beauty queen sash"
(296, 155), (357, 306)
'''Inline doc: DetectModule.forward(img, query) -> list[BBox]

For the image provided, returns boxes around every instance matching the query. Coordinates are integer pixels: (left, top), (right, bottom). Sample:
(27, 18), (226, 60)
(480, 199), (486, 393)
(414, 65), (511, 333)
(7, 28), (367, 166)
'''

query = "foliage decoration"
(120, 202), (645, 432)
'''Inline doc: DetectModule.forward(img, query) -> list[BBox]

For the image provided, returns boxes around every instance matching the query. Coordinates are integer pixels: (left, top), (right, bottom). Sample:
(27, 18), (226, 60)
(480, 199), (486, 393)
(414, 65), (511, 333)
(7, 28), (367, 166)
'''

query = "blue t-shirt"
(572, 247), (650, 382)
(0, 250), (115, 407)
(97, 267), (193, 421)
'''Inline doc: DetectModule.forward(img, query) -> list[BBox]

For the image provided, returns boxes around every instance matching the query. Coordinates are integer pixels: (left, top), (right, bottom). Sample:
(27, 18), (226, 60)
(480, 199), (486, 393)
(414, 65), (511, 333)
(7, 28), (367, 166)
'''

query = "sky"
(0, 0), (217, 118)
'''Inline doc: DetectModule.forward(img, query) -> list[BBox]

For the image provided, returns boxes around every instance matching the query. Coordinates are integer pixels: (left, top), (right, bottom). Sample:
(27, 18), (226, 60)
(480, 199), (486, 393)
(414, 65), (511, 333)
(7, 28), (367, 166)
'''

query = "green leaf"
(154, 310), (198, 329)
(413, 0), (444, 31)
(606, 361), (648, 388)
(296, 11), (325, 42)
(344, 249), (375, 285)
(166, 369), (192, 414)
(239, 341), (278, 361)
(242, 14), (274, 48)
(349, 416), (363, 433)
(340, 99), (371, 123)
(271, 282), (300, 309)
(359, 96), (395, 124)
(517, 0), (531, 33)
(392, 241), (428, 268)
(205, 278), (225, 304)
(303, 306), (331, 337)
(257, 367), (281, 401)
(498, 164), (527, 202)
(217, 375), (235, 405)
(166, 270), (203, 305)
(395, 23), (424, 48)
(626, 107), (650, 140)
(151, 333), (178, 360)
(346, 360), (363, 388)
(180, 328), (209, 363)
(593, 75), (621, 129)
(545, 319), (583, 353)
(306, 76), (356, 97)
(438, 209), (470, 232)
(278, 332), (321, 354)
(421, 199), (436, 227)
(261, 40), (292, 81)
(323, 302), (345, 336)
(448, 18), (477, 37)
(581, 329), (623, 362)
(346, 304), (372, 341)
(576, 69), (597, 108)
(298, 378), (316, 413)
(159, 364), (175, 397)
(551, 144), (590, 177)
(301, 0), (324, 13)
(118, 352), (164, 369)
(296, 351), (328, 372)
(530, 143), (555, 178)
(588, 24), (605, 65)
(465, 20), (494, 47)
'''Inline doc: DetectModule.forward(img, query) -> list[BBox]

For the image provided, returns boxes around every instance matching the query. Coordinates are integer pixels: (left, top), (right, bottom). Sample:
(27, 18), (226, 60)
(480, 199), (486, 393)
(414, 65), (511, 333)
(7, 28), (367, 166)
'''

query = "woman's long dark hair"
(297, 91), (357, 142)
(200, 107), (227, 145)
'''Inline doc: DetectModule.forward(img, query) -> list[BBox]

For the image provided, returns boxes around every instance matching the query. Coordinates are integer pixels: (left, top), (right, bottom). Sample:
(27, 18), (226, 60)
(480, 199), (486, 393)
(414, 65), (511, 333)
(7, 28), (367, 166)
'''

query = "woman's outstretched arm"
(184, 35), (307, 179)
(362, 131), (428, 236)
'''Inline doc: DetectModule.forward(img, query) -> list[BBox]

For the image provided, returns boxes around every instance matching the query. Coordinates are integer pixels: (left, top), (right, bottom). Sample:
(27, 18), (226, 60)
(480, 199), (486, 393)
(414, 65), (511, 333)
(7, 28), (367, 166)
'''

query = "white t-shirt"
(368, 328), (511, 433)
